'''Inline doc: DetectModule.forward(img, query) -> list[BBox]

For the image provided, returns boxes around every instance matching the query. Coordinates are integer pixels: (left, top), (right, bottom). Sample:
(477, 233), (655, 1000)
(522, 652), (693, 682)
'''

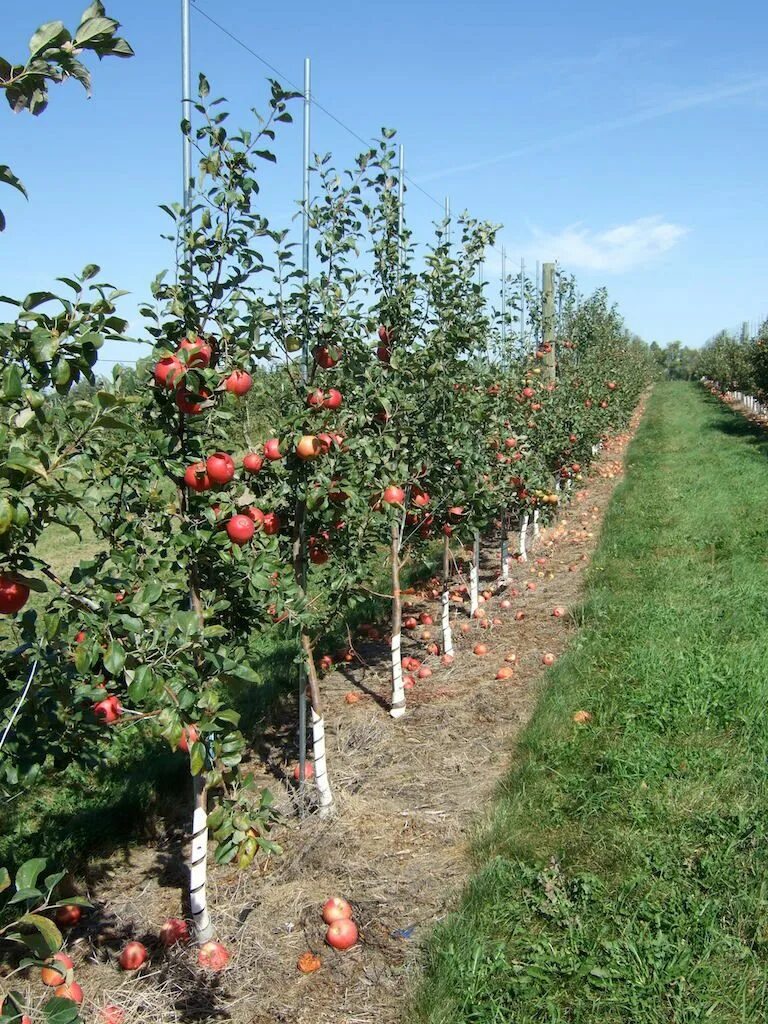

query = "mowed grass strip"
(412, 382), (768, 1024)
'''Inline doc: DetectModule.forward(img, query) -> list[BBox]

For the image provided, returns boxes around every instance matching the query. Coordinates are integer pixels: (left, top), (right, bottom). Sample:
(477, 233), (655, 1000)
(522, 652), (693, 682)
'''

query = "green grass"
(412, 382), (768, 1024)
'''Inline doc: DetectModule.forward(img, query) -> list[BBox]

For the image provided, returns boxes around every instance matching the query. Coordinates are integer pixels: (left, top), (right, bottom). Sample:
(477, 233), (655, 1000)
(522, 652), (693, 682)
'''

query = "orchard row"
(0, 74), (651, 1024)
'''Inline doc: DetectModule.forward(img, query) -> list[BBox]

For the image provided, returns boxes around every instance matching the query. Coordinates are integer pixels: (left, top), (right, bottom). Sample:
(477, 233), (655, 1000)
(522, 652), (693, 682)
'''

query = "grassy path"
(413, 382), (768, 1024)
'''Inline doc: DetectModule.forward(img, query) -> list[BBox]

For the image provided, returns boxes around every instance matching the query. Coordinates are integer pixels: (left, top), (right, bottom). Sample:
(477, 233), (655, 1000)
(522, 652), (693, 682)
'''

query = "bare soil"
(12, 410), (643, 1024)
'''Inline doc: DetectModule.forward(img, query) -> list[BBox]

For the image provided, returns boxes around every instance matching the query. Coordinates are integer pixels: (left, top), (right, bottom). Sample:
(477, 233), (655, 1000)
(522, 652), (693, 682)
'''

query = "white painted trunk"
(468, 557), (481, 610)
(190, 775), (213, 943)
(532, 509), (540, 540)
(441, 589), (454, 656)
(519, 513), (529, 562)
(500, 534), (509, 582)
(389, 632), (405, 718)
(311, 708), (335, 815)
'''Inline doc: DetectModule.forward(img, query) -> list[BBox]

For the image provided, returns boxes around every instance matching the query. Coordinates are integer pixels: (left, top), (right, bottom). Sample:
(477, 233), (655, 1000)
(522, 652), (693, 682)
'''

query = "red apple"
(293, 761), (314, 781)
(542, 652), (556, 666)
(552, 606), (567, 618)
(153, 355), (185, 390)
(326, 919), (358, 950)
(178, 336), (212, 367)
(41, 953), (74, 987)
(376, 346), (392, 364)
(473, 643), (488, 656)
(0, 575), (30, 615)
(119, 941), (148, 971)
(206, 452), (235, 486)
(54, 981), (83, 1004)
(313, 345), (339, 369)
(247, 507), (265, 529)
(263, 512), (280, 535)
(184, 462), (211, 492)
(224, 369), (252, 396)
(264, 438), (283, 461)
(175, 387), (211, 415)
(101, 1007), (126, 1024)
(226, 515), (255, 546)
(378, 325), (392, 344)
(243, 452), (264, 474)
(321, 897), (353, 924)
(309, 546), (328, 565)
(159, 918), (190, 947)
(383, 485), (405, 505)
(324, 387), (342, 409)
(93, 695), (122, 725)
(55, 904), (83, 928)
(417, 666), (432, 679)
(296, 435), (322, 460)
(307, 388), (325, 408)
(178, 724), (199, 754)
(198, 941), (230, 971)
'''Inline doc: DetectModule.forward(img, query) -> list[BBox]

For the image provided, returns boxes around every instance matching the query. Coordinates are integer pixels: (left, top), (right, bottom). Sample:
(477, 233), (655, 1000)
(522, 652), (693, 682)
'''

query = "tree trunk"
(190, 774), (214, 943)
(500, 514), (509, 584)
(389, 522), (406, 718)
(469, 530), (480, 615)
(441, 533), (454, 657)
(519, 513), (529, 562)
(301, 633), (334, 815)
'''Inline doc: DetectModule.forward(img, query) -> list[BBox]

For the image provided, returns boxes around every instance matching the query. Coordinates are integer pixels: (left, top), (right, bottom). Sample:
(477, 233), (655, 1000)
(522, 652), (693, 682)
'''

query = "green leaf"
(190, 741), (206, 776)
(15, 858), (47, 891)
(108, 38), (135, 57)
(4, 453), (48, 479)
(128, 665), (153, 702)
(80, 1), (106, 20)
(103, 641), (125, 676)
(0, 867), (11, 893)
(74, 642), (94, 675)
(0, 165), (28, 200)
(22, 291), (57, 311)
(74, 16), (119, 46)
(3, 364), (23, 400)
(0, 497), (13, 536)
(15, 913), (62, 955)
(29, 21), (69, 56)
(206, 805), (225, 831)
(255, 837), (283, 856)
(8, 886), (43, 904)
(42, 996), (83, 1023)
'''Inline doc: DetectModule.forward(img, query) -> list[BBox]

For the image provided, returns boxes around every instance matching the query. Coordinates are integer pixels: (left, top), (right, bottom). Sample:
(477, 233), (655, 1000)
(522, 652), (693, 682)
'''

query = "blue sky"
(3, 0), (767, 368)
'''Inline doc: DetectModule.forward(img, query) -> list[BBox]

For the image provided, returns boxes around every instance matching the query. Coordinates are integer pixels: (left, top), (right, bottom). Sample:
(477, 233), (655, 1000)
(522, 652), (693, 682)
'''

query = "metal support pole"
(181, 0), (192, 210)
(398, 144), (405, 270)
(501, 246), (506, 357)
(520, 257), (525, 352)
(445, 196), (450, 247)
(297, 57), (311, 802)
(542, 262), (556, 381)
(535, 260), (540, 351)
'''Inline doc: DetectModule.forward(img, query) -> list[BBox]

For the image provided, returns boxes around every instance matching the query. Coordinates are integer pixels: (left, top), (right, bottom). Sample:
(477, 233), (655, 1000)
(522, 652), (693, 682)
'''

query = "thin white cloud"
(521, 216), (688, 272)
(414, 75), (768, 184)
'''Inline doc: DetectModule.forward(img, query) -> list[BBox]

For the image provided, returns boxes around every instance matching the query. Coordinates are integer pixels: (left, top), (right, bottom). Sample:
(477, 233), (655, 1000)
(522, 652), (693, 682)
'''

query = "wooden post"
(542, 261), (556, 380)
